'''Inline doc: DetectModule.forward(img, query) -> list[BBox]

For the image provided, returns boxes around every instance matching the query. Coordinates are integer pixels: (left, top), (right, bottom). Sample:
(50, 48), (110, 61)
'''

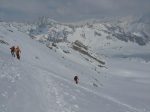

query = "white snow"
(0, 22), (150, 112)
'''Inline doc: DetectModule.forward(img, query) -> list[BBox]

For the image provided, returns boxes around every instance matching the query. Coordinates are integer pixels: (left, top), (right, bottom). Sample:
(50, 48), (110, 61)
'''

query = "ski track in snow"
(24, 60), (144, 112)
(0, 56), (21, 112)
(24, 61), (79, 112)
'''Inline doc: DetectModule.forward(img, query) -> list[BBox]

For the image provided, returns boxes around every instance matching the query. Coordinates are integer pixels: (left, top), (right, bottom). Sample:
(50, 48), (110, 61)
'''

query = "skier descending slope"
(15, 46), (21, 60)
(10, 46), (15, 57)
(74, 75), (79, 84)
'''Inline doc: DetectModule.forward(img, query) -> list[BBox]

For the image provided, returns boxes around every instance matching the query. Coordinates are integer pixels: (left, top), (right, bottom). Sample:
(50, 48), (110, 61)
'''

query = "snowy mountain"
(0, 17), (150, 112)
(28, 16), (150, 45)
(26, 16), (150, 58)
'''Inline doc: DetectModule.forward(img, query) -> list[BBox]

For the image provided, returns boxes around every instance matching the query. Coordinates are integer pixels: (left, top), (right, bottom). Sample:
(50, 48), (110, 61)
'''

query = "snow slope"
(0, 22), (150, 112)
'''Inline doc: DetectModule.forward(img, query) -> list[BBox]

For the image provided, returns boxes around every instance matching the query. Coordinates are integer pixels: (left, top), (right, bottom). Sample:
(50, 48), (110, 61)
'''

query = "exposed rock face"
(72, 40), (105, 65)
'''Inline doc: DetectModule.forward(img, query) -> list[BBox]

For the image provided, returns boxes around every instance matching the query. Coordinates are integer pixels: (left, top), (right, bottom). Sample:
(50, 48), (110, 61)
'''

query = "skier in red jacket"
(74, 75), (79, 84)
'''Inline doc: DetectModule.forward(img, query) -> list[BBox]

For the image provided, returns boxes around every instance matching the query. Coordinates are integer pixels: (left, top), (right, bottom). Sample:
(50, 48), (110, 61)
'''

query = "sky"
(0, 0), (150, 22)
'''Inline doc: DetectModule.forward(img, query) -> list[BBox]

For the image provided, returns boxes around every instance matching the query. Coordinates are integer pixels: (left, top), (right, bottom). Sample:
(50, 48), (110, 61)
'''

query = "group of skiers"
(10, 46), (21, 60)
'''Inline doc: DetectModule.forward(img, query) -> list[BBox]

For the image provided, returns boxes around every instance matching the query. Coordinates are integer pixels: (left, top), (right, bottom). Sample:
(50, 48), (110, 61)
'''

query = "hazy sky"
(0, 0), (150, 22)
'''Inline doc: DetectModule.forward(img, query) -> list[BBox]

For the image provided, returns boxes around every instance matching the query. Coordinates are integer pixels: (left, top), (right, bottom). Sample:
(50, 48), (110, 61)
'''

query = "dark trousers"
(16, 54), (20, 60)
(75, 80), (78, 84)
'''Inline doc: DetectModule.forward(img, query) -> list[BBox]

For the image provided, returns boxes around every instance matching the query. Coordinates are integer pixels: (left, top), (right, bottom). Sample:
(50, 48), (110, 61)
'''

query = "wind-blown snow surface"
(0, 22), (150, 112)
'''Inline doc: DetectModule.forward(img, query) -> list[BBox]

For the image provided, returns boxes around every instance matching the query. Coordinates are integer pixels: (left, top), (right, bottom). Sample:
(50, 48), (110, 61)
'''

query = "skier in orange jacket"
(15, 46), (21, 60)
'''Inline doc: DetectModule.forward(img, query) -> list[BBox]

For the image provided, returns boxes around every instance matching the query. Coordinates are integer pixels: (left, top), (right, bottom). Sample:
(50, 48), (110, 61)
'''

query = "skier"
(10, 46), (15, 57)
(15, 46), (21, 60)
(74, 75), (79, 84)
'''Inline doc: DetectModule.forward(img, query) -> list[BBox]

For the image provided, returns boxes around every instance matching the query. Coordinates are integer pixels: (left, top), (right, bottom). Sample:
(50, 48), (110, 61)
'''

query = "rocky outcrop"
(72, 40), (105, 65)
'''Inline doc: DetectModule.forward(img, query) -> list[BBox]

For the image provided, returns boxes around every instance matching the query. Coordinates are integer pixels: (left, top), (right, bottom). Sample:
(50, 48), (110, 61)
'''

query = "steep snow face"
(0, 21), (150, 112)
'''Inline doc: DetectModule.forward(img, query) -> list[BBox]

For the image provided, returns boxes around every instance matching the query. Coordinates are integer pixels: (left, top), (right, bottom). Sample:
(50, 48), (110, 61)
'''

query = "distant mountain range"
(12, 16), (149, 46)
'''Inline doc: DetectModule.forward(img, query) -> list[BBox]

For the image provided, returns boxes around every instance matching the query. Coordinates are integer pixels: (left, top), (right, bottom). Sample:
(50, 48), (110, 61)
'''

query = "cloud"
(0, 0), (150, 22)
